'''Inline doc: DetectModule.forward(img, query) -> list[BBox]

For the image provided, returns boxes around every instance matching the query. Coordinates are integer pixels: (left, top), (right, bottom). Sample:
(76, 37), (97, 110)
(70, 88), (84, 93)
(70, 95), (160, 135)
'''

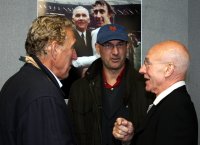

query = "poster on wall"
(37, 0), (142, 70)
(37, 0), (141, 98)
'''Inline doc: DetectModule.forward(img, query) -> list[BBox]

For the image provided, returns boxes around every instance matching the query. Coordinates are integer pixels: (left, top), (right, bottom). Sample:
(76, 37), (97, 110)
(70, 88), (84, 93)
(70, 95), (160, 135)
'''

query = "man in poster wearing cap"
(68, 24), (153, 145)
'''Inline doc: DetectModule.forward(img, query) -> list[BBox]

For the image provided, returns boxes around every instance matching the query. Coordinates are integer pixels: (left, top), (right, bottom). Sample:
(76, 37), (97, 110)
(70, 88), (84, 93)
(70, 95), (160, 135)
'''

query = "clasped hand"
(112, 117), (134, 142)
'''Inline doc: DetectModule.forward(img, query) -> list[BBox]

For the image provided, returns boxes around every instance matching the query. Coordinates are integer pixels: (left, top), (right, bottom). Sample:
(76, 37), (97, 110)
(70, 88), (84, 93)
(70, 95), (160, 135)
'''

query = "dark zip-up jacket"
(68, 58), (153, 145)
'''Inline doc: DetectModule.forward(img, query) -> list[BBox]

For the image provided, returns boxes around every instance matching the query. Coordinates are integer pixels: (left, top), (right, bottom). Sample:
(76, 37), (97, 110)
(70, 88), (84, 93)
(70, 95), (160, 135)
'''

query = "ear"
(104, 15), (112, 24)
(95, 43), (100, 55)
(49, 41), (59, 60)
(164, 63), (174, 77)
(126, 42), (130, 50)
(72, 18), (75, 23)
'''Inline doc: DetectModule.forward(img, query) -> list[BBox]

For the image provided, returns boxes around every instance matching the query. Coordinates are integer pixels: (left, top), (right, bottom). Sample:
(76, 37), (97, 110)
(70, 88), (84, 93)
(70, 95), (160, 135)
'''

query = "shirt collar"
(103, 66), (125, 89)
(47, 68), (63, 88)
(153, 81), (186, 105)
(77, 30), (86, 37)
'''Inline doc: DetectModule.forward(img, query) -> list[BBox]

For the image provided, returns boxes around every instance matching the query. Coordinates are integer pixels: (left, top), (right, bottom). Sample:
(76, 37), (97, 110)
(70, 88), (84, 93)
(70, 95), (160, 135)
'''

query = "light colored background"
(0, 0), (199, 144)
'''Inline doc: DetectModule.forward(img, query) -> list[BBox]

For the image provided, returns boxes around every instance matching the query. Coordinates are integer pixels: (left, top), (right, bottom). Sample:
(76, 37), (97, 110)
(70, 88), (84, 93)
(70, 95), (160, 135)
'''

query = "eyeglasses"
(143, 58), (153, 67)
(100, 42), (127, 50)
(143, 58), (173, 68)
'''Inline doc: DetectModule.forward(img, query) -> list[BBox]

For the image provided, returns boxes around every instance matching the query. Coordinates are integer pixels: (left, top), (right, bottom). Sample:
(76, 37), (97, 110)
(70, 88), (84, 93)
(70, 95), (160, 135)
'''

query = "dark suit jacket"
(133, 86), (198, 145)
(73, 30), (93, 57)
(0, 63), (75, 145)
(61, 30), (93, 98)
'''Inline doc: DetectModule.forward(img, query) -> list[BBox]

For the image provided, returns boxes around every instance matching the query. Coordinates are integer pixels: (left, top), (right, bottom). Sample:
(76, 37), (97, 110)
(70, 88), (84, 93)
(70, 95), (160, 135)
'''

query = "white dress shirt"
(147, 81), (186, 113)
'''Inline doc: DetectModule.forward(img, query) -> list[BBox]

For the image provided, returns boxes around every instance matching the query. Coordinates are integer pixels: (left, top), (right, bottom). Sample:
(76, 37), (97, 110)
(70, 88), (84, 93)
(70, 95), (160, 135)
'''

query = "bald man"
(113, 40), (198, 145)
(61, 6), (93, 97)
(71, 6), (93, 58)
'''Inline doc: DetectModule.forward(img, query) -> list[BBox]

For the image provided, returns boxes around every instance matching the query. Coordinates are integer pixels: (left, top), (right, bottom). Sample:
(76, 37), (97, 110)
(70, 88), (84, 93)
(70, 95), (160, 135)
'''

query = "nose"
(96, 11), (102, 17)
(79, 15), (84, 20)
(112, 47), (119, 55)
(139, 64), (146, 74)
(72, 49), (77, 60)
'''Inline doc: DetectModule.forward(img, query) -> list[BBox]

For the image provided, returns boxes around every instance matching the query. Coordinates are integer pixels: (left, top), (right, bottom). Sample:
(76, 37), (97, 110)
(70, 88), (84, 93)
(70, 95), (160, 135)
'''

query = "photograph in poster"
(37, 0), (141, 97)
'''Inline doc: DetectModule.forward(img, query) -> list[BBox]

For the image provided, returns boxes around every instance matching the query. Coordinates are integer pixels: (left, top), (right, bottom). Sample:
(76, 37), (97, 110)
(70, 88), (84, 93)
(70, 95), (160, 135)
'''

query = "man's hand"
(112, 117), (134, 142)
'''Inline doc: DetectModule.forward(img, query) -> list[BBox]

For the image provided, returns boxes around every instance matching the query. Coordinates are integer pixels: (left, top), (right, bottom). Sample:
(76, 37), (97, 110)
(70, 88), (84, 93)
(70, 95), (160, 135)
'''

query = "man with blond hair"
(0, 15), (77, 145)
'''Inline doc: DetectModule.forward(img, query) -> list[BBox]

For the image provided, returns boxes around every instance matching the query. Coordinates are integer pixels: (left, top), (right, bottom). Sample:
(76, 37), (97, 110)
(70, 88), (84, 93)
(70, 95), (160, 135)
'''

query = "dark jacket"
(0, 63), (75, 145)
(133, 86), (198, 145)
(68, 58), (153, 145)
(73, 30), (93, 57)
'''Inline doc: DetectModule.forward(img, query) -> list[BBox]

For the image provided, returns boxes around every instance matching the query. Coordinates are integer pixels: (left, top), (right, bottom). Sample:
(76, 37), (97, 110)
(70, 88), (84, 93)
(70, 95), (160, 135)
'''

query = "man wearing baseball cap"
(68, 24), (153, 145)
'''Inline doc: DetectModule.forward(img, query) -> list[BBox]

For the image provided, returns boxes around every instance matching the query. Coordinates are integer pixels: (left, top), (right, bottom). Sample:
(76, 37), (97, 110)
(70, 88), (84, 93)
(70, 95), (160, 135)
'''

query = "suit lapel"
(136, 105), (157, 133)
(86, 31), (91, 46)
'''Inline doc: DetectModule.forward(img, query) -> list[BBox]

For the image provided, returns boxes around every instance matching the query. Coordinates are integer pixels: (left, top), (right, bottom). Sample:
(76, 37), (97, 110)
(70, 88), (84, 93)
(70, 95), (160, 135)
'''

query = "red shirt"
(102, 66), (125, 89)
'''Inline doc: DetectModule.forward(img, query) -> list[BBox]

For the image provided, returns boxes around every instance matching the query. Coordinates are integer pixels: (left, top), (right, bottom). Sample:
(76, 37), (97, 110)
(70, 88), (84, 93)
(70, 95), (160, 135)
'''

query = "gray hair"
(72, 6), (90, 19)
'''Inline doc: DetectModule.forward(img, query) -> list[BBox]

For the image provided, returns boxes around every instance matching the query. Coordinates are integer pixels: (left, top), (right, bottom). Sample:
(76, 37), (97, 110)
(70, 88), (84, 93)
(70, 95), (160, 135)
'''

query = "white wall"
(0, 0), (36, 87)
(188, 1), (200, 144)
(142, 0), (188, 56)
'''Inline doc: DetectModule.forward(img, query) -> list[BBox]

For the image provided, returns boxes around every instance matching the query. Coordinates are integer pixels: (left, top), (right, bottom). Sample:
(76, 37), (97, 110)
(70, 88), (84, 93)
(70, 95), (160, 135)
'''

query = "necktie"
(81, 33), (86, 45)
(147, 104), (154, 113)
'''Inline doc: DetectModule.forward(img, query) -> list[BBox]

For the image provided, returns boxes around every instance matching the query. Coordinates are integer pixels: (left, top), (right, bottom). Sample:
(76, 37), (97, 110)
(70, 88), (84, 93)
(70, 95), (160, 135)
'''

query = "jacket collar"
(85, 58), (103, 81)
